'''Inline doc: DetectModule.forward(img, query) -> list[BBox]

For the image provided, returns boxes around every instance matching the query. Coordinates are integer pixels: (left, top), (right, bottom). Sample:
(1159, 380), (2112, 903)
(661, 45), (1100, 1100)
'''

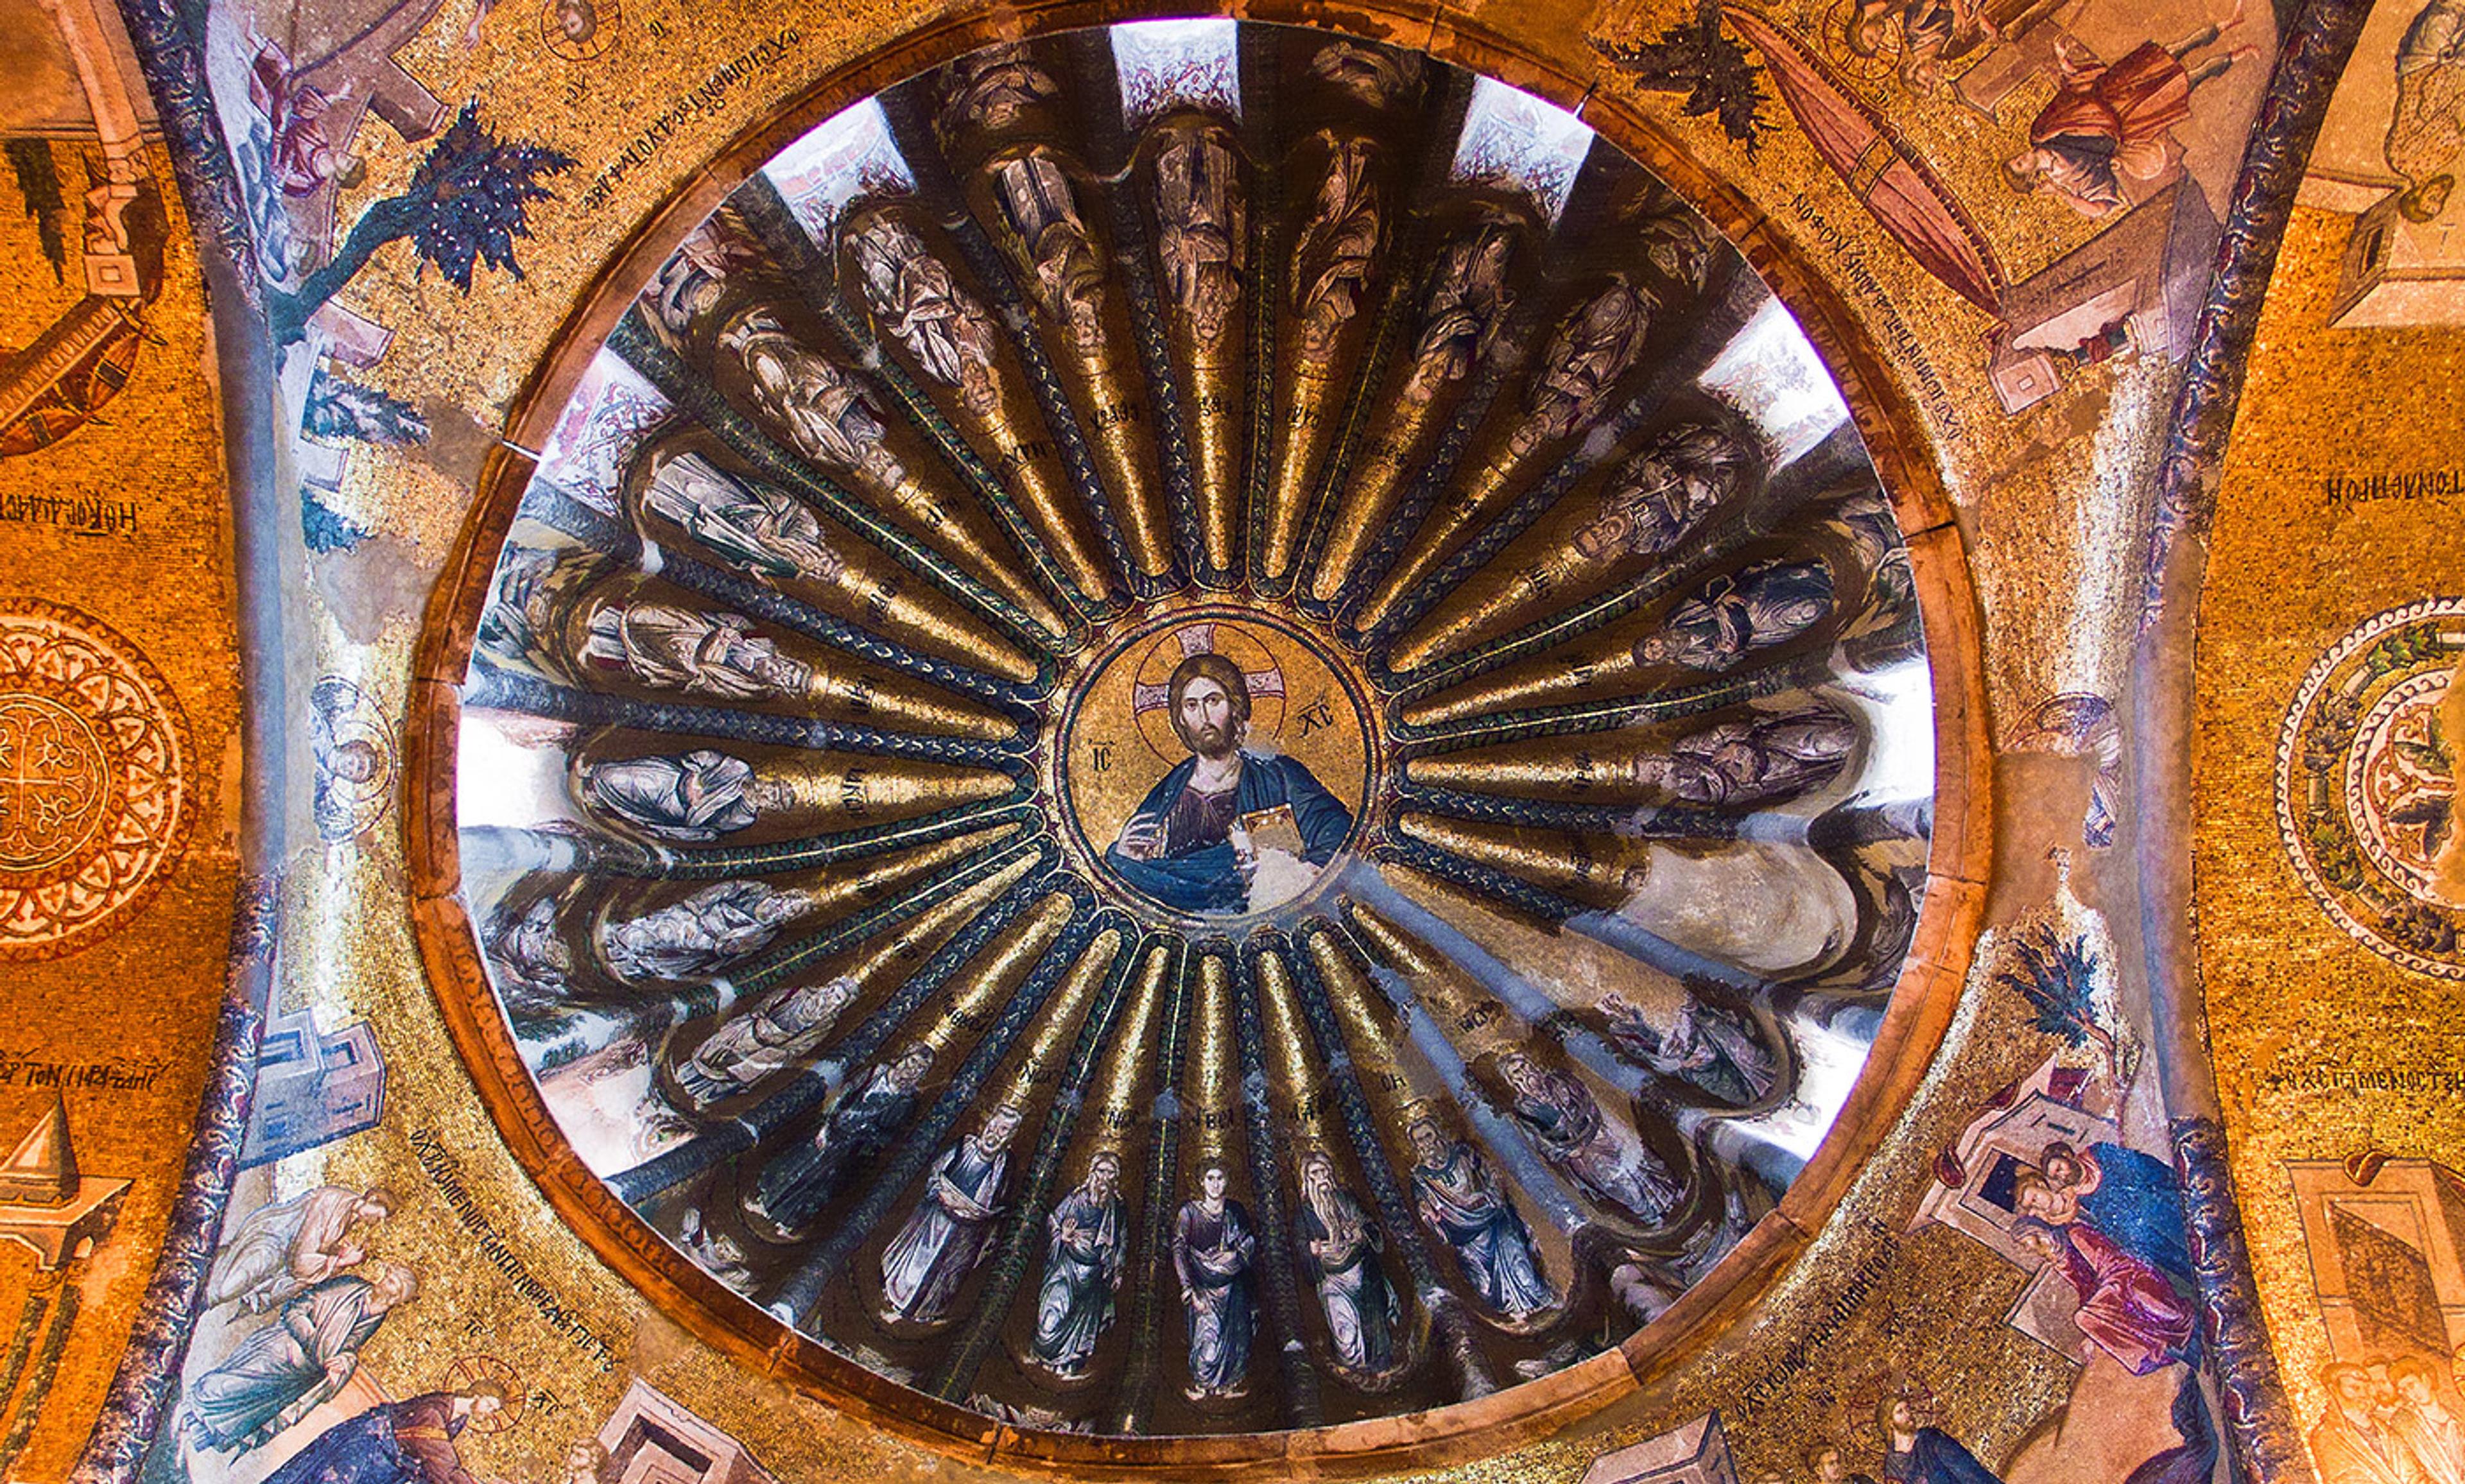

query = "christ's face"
(1178, 678), (1238, 759)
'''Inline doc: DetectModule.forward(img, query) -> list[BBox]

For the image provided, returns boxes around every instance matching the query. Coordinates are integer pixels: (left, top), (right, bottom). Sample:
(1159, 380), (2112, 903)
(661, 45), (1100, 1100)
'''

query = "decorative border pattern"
(2272, 596), (2465, 978)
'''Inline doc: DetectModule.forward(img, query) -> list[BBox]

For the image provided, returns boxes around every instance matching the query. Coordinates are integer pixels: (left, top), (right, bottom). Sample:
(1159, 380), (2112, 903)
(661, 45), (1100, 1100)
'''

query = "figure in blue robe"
(182, 1267), (417, 1454)
(1102, 651), (1352, 913)
(2028, 1140), (2193, 1286)
(1878, 1397), (2008, 1484)
(261, 1388), (503, 1484)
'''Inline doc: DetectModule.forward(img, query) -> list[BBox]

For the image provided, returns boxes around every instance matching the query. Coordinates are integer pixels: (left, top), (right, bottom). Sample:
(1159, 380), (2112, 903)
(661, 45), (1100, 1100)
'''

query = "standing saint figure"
(719, 309), (901, 483)
(206, 1185), (398, 1315)
(1030, 1152), (1128, 1376)
(577, 750), (791, 843)
(1632, 560), (1835, 673)
(1406, 1117), (1555, 1318)
(1600, 994), (1780, 1107)
(1173, 1163), (1259, 1398)
(1104, 651), (1354, 913)
(2010, 1216), (2194, 1376)
(748, 1044), (935, 1233)
(644, 456), (844, 585)
(2003, 12), (2251, 218)
(261, 1380), (506, 1484)
(675, 976), (859, 1107)
(1153, 126), (1245, 347)
(879, 1105), (1025, 1324)
(182, 1264), (420, 1454)
(845, 216), (1003, 410)
(1292, 138), (1383, 361)
(1498, 1051), (1681, 1224)
(1297, 1150), (1401, 1372)
(580, 600), (813, 703)
(599, 881), (817, 984)
(1630, 707), (1859, 811)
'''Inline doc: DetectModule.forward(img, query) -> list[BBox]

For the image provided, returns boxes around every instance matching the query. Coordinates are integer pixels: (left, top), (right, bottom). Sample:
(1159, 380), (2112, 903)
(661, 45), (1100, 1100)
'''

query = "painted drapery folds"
(12, 0), (2465, 1472)
(442, 30), (1945, 1440)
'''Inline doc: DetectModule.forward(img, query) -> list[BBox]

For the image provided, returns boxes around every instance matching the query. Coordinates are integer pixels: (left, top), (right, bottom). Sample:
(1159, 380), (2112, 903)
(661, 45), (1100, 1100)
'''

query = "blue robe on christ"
(1103, 750), (1353, 912)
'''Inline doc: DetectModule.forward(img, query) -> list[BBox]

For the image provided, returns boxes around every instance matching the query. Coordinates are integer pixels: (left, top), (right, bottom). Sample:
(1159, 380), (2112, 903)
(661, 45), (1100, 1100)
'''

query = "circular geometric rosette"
(0, 601), (190, 960)
(438, 22), (1950, 1451)
(2278, 596), (2465, 978)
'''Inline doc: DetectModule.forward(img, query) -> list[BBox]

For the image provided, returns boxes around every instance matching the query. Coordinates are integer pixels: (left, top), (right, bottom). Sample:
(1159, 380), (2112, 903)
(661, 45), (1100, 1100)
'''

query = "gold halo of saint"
(1062, 612), (1372, 919)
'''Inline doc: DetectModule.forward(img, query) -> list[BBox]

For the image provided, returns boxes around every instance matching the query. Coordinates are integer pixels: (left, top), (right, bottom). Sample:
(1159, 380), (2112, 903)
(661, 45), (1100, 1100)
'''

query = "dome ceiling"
(442, 21), (1939, 1448)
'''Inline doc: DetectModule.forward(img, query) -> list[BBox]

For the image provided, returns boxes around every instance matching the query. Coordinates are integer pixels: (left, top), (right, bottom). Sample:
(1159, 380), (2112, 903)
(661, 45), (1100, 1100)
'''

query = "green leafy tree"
(270, 101), (577, 344)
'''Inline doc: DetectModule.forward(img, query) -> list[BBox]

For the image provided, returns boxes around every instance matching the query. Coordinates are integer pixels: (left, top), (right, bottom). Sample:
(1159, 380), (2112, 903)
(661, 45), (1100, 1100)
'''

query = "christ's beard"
(1192, 724), (1237, 759)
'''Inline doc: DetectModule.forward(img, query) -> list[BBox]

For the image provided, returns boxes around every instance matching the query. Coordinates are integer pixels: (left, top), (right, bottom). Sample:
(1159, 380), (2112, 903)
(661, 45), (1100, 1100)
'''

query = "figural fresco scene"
(0, 0), (2461, 1478)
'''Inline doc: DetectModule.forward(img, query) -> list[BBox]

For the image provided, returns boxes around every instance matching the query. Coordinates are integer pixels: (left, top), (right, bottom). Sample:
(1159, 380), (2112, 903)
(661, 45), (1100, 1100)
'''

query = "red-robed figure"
(2004, 10), (2251, 217)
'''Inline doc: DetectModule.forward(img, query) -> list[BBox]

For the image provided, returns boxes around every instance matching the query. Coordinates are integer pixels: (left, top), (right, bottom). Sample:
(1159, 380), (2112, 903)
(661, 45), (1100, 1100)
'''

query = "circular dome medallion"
(427, 19), (1973, 1471)
(0, 601), (190, 960)
(1059, 605), (1374, 920)
(2278, 596), (2465, 976)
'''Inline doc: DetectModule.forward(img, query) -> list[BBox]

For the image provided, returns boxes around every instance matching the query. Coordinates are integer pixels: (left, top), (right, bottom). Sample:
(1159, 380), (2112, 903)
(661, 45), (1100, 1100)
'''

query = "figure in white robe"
(599, 881), (815, 983)
(675, 975), (859, 1107)
(643, 454), (844, 584)
(879, 1105), (1023, 1324)
(578, 750), (788, 842)
(207, 1186), (398, 1315)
